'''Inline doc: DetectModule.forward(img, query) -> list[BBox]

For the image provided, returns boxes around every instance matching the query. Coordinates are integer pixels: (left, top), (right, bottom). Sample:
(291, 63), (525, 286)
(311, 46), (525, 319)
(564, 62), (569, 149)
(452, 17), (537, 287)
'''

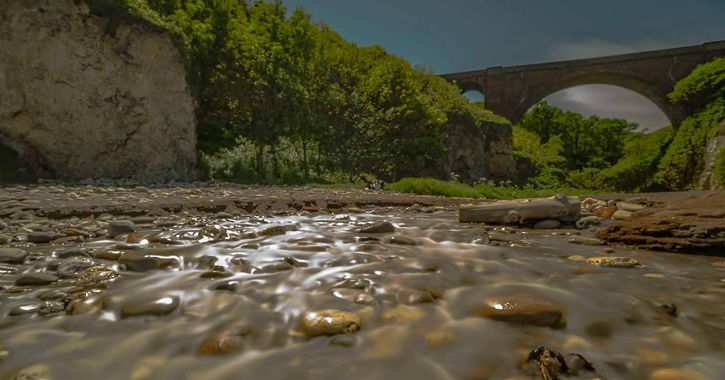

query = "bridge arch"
(458, 80), (485, 96)
(510, 69), (686, 128)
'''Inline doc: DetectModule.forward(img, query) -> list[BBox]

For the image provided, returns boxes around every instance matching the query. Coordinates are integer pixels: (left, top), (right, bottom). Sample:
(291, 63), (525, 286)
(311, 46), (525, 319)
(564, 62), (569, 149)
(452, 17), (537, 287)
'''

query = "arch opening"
(463, 90), (485, 105)
(512, 72), (686, 129)
(540, 84), (671, 132)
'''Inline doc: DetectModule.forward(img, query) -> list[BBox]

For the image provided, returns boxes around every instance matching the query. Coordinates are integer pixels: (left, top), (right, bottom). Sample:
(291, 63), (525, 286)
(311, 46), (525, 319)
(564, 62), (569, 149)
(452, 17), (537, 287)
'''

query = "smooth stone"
(28, 232), (53, 244)
(617, 202), (646, 212)
(0, 248), (27, 264)
(75, 266), (120, 286)
(568, 255), (586, 261)
(66, 297), (104, 315)
(575, 216), (602, 229)
(0, 264), (18, 274)
(388, 236), (417, 245)
(612, 210), (633, 220)
(38, 300), (66, 316)
(57, 248), (91, 259)
(94, 250), (122, 260)
(57, 257), (95, 278)
(587, 257), (641, 268)
(479, 293), (564, 327)
(711, 261), (725, 268)
(567, 237), (603, 246)
(301, 309), (362, 337)
(197, 225), (228, 242)
(397, 288), (436, 305)
(534, 219), (561, 229)
(0, 234), (9, 244)
(15, 272), (58, 286)
(121, 295), (180, 318)
(108, 221), (137, 238)
(119, 251), (180, 272)
(359, 221), (395, 234)
(196, 334), (244, 356)
(9, 303), (42, 316)
(0, 221), (7, 230)
(200, 270), (233, 279)
(130, 216), (155, 224)
(1, 364), (51, 380)
(258, 226), (287, 236)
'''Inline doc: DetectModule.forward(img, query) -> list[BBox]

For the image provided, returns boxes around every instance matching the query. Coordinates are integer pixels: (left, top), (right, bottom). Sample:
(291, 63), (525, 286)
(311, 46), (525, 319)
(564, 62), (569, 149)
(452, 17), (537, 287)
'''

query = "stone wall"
(442, 117), (517, 183)
(0, 0), (197, 181)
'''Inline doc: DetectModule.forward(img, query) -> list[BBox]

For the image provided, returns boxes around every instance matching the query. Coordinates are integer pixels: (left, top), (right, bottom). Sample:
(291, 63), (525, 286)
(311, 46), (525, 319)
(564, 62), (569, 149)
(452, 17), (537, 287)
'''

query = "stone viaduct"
(441, 40), (725, 128)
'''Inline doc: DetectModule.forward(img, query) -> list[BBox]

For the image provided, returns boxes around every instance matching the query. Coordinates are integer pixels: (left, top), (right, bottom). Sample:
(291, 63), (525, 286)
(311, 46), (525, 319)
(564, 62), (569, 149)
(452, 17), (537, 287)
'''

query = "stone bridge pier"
(441, 41), (725, 128)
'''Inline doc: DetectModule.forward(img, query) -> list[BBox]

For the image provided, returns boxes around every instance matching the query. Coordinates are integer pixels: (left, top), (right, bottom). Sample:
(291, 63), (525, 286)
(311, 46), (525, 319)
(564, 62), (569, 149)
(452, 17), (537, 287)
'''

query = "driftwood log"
(459, 195), (580, 224)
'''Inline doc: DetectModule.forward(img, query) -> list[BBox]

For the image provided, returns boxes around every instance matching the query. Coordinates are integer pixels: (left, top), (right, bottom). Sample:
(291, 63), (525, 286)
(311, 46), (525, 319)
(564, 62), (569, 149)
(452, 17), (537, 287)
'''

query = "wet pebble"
(534, 219), (561, 229)
(0, 248), (27, 264)
(388, 236), (417, 245)
(612, 210), (633, 220)
(9, 303), (42, 316)
(57, 257), (95, 278)
(108, 220), (137, 238)
(479, 293), (564, 327)
(118, 251), (179, 272)
(587, 257), (641, 268)
(197, 334), (244, 356)
(38, 300), (66, 316)
(0, 234), (9, 244)
(359, 221), (395, 234)
(75, 266), (120, 287)
(93, 249), (122, 261)
(649, 368), (708, 380)
(57, 248), (91, 259)
(576, 216), (602, 229)
(197, 225), (228, 242)
(397, 288), (436, 304)
(567, 237), (603, 246)
(121, 295), (180, 318)
(15, 272), (58, 286)
(28, 232), (53, 244)
(301, 309), (362, 337)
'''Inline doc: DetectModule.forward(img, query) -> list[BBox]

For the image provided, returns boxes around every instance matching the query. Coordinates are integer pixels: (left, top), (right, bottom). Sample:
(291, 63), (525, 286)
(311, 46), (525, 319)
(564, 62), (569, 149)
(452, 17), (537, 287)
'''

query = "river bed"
(0, 210), (724, 380)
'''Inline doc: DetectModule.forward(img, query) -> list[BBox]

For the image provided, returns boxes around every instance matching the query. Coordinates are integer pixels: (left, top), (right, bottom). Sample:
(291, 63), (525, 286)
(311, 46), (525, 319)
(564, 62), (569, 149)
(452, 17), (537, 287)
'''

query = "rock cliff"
(0, 0), (197, 181)
(442, 116), (517, 183)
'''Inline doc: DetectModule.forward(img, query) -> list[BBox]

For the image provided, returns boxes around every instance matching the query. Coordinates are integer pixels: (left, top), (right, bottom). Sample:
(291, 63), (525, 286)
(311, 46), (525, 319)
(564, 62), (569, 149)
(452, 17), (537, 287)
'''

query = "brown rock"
(650, 368), (708, 380)
(479, 293), (564, 327)
(301, 309), (362, 337)
(196, 334), (244, 356)
(388, 236), (417, 245)
(587, 257), (641, 268)
(594, 206), (617, 219)
(75, 266), (120, 287)
(359, 221), (395, 234)
(596, 192), (725, 254)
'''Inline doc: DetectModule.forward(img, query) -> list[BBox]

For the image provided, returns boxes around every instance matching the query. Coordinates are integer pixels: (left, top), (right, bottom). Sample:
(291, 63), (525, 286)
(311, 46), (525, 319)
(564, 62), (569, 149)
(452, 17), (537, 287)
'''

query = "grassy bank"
(388, 177), (597, 200)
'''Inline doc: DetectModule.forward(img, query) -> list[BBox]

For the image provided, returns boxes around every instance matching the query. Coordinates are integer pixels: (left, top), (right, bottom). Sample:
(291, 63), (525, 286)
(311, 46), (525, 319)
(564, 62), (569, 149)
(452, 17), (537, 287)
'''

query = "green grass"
(389, 177), (598, 200)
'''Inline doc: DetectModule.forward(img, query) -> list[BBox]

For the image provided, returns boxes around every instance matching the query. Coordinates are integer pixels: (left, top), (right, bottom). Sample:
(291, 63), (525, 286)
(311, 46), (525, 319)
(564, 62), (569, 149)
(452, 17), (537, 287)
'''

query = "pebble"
(359, 221), (395, 234)
(617, 202), (646, 212)
(534, 219), (561, 229)
(478, 293), (564, 327)
(575, 216), (602, 229)
(0, 234), (9, 244)
(57, 248), (91, 259)
(301, 309), (362, 337)
(118, 251), (180, 272)
(397, 288), (436, 304)
(15, 272), (58, 286)
(28, 232), (53, 244)
(567, 237), (603, 246)
(57, 257), (95, 278)
(0, 248), (27, 264)
(9, 303), (42, 316)
(612, 210), (633, 220)
(0, 220), (7, 230)
(197, 334), (244, 356)
(587, 257), (641, 268)
(711, 261), (725, 268)
(594, 206), (617, 219)
(66, 297), (104, 315)
(131, 216), (155, 224)
(108, 221), (137, 238)
(75, 266), (120, 286)
(568, 255), (586, 261)
(121, 295), (180, 318)
(259, 226), (288, 236)
(388, 236), (417, 245)
(94, 250), (123, 260)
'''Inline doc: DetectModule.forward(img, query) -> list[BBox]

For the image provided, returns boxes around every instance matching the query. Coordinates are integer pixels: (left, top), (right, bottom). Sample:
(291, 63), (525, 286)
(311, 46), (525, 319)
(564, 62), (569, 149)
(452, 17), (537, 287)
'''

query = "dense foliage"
(390, 178), (596, 200)
(655, 58), (725, 190)
(715, 148), (725, 188)
(99, 0), (506, 184)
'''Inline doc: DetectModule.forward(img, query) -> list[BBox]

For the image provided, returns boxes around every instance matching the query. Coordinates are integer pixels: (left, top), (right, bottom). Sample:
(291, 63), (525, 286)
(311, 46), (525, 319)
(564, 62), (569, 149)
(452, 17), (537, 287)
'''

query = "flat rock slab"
(15, 272), (59, 286)
(0, 248), (27, 264)
(596, 192), (725, 255)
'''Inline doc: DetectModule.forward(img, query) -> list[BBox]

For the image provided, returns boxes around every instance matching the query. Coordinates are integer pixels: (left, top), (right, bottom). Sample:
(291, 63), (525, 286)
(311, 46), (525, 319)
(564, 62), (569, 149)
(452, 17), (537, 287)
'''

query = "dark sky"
(284, 0), (725, 130)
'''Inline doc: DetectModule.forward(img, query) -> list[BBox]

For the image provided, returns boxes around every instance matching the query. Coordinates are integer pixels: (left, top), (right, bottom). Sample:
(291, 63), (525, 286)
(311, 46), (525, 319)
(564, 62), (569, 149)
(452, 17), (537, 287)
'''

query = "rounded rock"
(479, 293), (564, 327)
(359, 221), (395, 234)
(301, 309), (362, 337)
(28, 232), (53, 244)
(0, 248), (27, 264)
(587, 257), (640, 268)
(534, 219), (561, 229)
(108, 221), (137, 238)
(121, 295), (180, 318)
(650, 368), (707, 380)
(196, 334), (244, 356)
(15, 272), (59, 286)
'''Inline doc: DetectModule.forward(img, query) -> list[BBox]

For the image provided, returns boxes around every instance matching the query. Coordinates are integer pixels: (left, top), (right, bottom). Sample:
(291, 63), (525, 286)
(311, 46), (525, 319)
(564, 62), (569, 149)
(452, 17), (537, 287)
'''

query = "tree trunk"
(459, 195), (581, 224)
(302, 138), (309, 180)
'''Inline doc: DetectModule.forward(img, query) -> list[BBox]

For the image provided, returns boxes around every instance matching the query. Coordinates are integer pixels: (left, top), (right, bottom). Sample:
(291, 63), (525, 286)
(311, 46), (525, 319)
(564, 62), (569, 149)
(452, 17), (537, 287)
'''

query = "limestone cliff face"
(697, 121), (725, 190)
(0, 0), (197, 181)
(442, 118), (517, 182)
